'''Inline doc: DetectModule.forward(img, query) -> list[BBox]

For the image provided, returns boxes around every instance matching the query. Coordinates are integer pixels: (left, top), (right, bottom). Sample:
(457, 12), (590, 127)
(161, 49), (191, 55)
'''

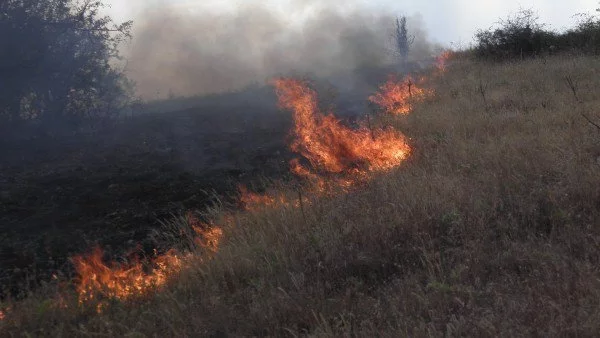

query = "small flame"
(435, 50), (453, 74)
(238, 185), (289, 211)
(187, 212), (224, 252)
(272, 78), (411, 186)
(72, 247), (185, 304)
(369, 75), (431, 115)
(72, 219), (223, 307)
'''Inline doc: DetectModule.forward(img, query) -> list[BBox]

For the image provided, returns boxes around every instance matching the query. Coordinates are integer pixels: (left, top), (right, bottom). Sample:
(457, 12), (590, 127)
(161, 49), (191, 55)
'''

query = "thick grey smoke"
(123, 2), (438, 99)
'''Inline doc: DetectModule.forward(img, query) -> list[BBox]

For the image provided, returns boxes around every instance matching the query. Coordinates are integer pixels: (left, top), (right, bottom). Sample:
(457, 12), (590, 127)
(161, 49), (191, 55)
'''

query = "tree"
(0, 0), (133, 128)
(393, 16), (414, 63)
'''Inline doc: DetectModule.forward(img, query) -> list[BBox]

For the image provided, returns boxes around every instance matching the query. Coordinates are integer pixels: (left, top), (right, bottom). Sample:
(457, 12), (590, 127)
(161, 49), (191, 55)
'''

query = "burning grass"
(37, 67), (418, 310)
(4, 52), (600, 336)
(72, 247), (185, 303)
(71, 214), (223, 308)
(368, 75), (432, 115)
(273, 78), (411, 178)
(435, 50), (453, 73)
(238, 76), (415, 210)
(367, 51), (452, 116)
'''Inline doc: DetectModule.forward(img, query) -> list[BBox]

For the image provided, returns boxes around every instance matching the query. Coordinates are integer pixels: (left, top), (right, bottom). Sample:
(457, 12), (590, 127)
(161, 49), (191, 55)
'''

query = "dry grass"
(3, 53), (600, 336)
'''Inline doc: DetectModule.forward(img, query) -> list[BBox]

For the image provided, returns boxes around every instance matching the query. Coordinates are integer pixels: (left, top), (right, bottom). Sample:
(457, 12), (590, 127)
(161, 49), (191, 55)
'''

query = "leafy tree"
(0, 0), (133, 128)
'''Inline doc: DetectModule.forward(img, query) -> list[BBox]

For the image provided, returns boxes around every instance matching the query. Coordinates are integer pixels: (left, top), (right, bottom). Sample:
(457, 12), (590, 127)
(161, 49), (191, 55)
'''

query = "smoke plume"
(123, 1), (439, 99)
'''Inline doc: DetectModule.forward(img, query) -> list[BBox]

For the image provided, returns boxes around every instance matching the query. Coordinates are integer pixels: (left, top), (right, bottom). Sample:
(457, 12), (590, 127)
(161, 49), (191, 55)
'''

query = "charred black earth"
(0, 86), (298, 295)
(0, 81), (378, 297)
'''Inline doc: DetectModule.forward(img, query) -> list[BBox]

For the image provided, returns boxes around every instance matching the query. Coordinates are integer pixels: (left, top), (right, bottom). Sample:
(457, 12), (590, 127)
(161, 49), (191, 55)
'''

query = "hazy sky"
(100, 1), (598, 97)
(104, 0), (599, 46)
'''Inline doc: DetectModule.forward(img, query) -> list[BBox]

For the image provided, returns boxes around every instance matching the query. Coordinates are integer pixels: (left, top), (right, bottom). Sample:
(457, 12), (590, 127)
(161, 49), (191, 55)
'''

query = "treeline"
(474, 9), (600, 60)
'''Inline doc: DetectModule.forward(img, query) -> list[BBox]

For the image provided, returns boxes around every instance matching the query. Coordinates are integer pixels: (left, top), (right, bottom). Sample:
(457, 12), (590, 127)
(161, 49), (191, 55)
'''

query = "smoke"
(123, 1), (439, 99)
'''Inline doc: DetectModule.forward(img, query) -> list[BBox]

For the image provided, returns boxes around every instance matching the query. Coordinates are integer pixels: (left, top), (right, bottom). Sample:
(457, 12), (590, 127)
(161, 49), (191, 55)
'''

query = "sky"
(104, 0), (599, 47)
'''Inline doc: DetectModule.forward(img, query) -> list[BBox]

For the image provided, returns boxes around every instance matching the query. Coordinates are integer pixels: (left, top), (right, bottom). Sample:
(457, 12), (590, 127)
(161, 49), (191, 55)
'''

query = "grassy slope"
(3, 53), (600, 336)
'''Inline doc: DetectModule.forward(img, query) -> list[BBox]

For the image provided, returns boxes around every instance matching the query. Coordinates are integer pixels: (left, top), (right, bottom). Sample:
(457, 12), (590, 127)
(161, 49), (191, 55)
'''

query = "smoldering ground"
(122, 1), (440, 99)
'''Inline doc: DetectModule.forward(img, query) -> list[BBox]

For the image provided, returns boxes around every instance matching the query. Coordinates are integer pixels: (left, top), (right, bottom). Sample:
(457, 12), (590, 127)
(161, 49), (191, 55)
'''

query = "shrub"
(474, 9), (557, 60)
(0, 0), (133, 129)
(474, 9), (600, 61)
(560, 13), (600, 54)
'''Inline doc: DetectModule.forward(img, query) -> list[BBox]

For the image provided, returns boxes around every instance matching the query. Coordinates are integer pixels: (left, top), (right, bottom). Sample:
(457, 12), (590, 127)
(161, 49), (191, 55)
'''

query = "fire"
(369, 75), (430, 115)
(238, 185), (289, 211)
(194, 226), (223, 252)
(369, 51), (451, 115)
(227, 77), (418, 215)
(39, 55), (449, 311)
(272, 78), (411, 184)
(72, 247), (185, 303)
(72, 219), (223, 305)
(236, 77), (414, 211)
(187, 212), (224, 252)
(435, 50), (453, 74)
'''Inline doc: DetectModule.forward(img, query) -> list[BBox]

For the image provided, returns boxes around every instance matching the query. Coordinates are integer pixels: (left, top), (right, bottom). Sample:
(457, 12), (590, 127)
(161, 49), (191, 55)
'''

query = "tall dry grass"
(3, 53), (600, 336)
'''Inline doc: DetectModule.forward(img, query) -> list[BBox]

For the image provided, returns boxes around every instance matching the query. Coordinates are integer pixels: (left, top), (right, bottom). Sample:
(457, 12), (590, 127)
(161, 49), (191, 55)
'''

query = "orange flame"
(65, 58), (446, 308)
(238, 185), (289, 211)
(187, 213), (224, 252)
(369, 75), (431, 115)
(72, 247), (185, 303)
(435, 50), (453, 74)
(72, 219), (222, 306)
(238, 75), (414, 212)
(272, 78), (411, 185)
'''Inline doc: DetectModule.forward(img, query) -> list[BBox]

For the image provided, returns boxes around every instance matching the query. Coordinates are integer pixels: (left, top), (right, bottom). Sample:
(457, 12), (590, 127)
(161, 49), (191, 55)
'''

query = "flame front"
(272, 78), (411, 182)
(72, 247), (184, 303)
(72, 220), (222, 306)
(238, 185), (289, 211)
(66, 53), (451, 308)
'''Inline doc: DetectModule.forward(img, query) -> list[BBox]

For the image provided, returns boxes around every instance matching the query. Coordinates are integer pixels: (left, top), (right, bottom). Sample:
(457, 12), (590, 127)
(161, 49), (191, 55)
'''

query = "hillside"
(2, 53), (600, 336)
(0, 87), (296, 296)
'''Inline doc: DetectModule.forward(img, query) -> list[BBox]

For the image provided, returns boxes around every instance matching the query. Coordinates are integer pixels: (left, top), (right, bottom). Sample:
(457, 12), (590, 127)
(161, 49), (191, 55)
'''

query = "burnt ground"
(0, 80), (377, 297)
(0, 86), (299, 296)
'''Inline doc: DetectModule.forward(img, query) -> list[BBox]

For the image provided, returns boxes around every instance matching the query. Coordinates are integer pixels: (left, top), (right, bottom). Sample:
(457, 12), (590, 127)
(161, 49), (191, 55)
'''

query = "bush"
(474, 9), (558, 60)
(474, 9), (600, 61)
(560, 13), (600, 54)
(0, 0), (133, 129)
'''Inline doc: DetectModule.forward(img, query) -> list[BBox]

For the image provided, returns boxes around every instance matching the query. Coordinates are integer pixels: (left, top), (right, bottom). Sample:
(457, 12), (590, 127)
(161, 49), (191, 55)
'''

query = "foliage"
(0, 0), (133, 127)
(474, 9), (555, 60)
(474, 9), (600, 60)
(561, 13), (600, 54)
